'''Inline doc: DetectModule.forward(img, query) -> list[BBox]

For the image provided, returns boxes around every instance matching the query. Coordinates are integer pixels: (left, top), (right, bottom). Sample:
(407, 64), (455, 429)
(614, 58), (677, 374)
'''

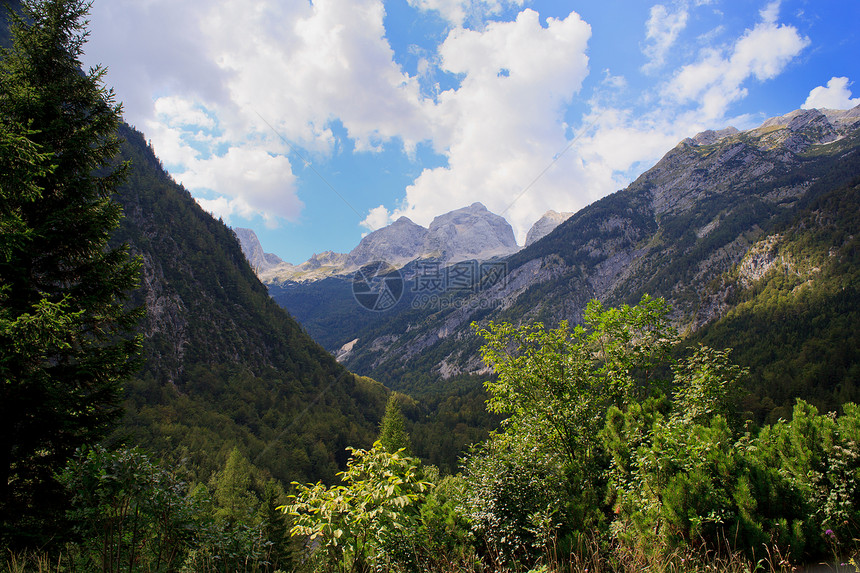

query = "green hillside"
(111, 124), (388, 485)
(691, 176), (860, 421)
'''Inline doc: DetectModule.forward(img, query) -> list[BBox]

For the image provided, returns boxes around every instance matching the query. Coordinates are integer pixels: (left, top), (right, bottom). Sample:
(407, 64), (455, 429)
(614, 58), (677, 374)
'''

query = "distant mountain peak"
(255, 203), (522, 284)
(348, 216), (428, 267)
(425, 203), (519, 261)
(234, 227), (283, 271)
(525, 210), (574, 247)
(688, 127), (739, 146)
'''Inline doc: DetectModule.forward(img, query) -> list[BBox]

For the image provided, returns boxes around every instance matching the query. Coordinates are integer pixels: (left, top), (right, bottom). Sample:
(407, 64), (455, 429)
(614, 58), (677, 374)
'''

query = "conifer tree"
(379, 393), (412, 455)
(0, 0), (141, 544)
(212, 447), (256, 523)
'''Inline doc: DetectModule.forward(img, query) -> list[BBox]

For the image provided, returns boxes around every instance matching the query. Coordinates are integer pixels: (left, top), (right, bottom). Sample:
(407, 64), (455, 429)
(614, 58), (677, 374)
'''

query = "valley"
(245, 106), (860, 424)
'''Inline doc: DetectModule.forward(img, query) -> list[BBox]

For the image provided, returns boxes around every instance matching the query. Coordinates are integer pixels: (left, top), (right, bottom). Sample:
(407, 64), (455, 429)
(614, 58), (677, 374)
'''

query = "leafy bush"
(285, 441), (432, 573)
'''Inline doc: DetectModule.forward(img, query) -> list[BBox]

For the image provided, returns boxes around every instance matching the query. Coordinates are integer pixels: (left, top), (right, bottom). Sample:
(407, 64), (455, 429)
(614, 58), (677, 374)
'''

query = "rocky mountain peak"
(425, 202), (519, 261)
(348, 216), (428, 267)
(687, 127), (740, 146)
(650, 105), (860, 216)
(525, 210), (574, 246)
(821, 105), (860, 128)
(305, 251), (349, 269)
(234, 227), (283, 271)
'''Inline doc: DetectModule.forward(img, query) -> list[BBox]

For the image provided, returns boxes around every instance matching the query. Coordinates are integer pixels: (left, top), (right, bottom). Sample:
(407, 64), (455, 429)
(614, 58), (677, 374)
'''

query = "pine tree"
(212, 447), (256, 523)
(0, 0), (141, 545)
(379, 393), (412, 455)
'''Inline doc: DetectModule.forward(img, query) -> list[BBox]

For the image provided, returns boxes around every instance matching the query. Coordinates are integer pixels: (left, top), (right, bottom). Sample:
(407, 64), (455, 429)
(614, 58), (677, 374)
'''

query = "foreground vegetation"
(5, 296), (859, 572)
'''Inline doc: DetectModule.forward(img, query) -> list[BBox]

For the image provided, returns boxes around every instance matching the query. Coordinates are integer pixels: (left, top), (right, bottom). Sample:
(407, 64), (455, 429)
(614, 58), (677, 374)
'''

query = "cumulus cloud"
(642, 3), (689, 72)
(663, 1), (809, 120)
(802, 77), (860, 110)
(84, 0), (438, 227)
(384, 9), (592, 242)
(360, 205), (396, 233)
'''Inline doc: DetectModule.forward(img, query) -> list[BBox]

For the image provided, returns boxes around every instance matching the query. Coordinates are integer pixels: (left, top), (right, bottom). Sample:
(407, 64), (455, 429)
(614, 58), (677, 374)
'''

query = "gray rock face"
(257, 204), (522, 283)
(524, 210), (574, 247)
(300, 251), (349, 270)
(349, 216), (428, 267)
(234, 228), (283, 271)
(423, 202), (519, 261)
(688, 127), (740, 146)
(821, 105), (860, 128)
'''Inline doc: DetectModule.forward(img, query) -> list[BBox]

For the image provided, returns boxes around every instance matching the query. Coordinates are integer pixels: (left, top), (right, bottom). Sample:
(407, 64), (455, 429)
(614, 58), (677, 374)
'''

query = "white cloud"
(153, 96), (217, 131)
(642, 3), (689, 72)
(85, 0), (436, 226)
(663, 2), (809, 120)
(195, 196), (254, 223)
(385, 9), (592, 243)
(759, 0), (781, 25)
(178, 146), (302, 223)
(802, 77), (860, 110)
(360, 205), (396, 233)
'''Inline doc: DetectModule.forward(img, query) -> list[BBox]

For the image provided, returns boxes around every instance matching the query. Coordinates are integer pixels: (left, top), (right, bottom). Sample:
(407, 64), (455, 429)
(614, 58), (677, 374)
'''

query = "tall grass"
(4, 539), (858, 573)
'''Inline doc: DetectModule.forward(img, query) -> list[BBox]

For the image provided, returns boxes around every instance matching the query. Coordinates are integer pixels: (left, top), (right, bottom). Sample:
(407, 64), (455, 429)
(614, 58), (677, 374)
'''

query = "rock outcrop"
(348, 216), (428, 267)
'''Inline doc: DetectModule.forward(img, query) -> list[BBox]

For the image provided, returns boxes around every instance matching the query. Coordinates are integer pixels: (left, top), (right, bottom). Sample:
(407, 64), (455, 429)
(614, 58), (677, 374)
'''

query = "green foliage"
(604, 345), (860, 563)
(474, 295), (675, 476)
(670, 345), (746, 428)
(286, 441), (432, 573)
(379, 393), (412, 455)
(211, 447), (258, 524)
(603, 349), (749, 552)
(0, 0), (142, 545)
(58, 445), (296, 573)
(59, 446), (199, 572)
(463, 296), (675, 565)
(468, 297), (860, 568)
(413, 468), (476, 566)
(463, 430), (570, 568)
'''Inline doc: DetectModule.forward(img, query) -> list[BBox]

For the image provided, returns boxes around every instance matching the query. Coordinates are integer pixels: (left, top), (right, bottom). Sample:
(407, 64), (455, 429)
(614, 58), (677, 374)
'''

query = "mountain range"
(258, 105), (860, 421)
(240, 202), (568, 283)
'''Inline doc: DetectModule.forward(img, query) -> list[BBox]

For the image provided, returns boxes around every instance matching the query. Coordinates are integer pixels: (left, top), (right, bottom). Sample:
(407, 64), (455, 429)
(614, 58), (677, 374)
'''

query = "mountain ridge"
(267, 104), (860, 414)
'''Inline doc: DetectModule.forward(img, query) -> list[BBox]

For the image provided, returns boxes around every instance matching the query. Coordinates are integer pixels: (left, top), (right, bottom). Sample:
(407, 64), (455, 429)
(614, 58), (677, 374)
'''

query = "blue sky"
(81, 0), (860, 264)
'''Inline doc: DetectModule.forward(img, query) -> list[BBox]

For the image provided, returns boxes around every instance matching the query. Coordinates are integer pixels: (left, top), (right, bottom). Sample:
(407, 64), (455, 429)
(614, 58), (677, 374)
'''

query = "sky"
(80, 0), (860, 264)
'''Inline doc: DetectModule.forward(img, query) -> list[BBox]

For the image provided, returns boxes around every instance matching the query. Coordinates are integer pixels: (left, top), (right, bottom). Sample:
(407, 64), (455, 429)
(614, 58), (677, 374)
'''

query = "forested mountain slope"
(110, 124), (388, 484)
(692, 175), (860, 421)
(272, 107), (860, 418)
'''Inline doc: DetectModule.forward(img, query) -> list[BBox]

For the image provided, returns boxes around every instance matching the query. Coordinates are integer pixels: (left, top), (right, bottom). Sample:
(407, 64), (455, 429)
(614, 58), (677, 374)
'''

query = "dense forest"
(2, 1), (859, 572)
